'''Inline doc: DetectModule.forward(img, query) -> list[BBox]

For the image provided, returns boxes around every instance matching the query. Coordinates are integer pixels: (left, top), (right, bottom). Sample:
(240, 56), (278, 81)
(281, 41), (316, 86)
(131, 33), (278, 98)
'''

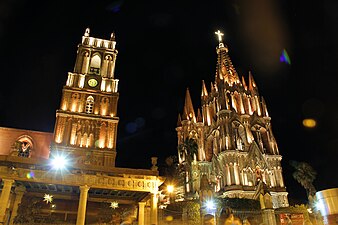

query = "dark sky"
(1, 0), (338, 203)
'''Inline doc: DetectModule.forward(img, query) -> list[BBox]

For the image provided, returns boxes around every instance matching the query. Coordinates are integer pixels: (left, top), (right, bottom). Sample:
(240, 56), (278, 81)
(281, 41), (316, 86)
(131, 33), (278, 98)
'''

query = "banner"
(280, 213), (304, 225)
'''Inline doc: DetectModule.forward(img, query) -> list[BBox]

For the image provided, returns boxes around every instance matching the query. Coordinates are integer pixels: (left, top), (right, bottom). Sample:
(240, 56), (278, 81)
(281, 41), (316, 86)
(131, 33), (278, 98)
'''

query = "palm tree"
(178, 138), (198, 163)
(178, 138), (198, 197)
(290, 160), (317, 198)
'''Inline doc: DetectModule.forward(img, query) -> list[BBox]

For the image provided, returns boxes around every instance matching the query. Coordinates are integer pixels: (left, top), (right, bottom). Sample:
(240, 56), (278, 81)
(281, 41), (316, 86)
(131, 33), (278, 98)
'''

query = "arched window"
(85, 96), (94, 114)
(14, 135), (34, 158)
(90, 54), (101, 75)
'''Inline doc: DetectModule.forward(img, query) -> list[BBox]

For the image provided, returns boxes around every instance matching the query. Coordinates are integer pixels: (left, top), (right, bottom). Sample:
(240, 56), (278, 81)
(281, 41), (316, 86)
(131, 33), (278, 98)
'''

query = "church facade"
(0, 29), (163, 225)
(176, 31), (289, 209)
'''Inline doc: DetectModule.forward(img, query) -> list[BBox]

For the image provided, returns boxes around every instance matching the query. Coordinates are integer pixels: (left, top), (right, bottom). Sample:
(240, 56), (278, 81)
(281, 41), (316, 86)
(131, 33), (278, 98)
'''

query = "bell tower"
(52, 28), (119, 168)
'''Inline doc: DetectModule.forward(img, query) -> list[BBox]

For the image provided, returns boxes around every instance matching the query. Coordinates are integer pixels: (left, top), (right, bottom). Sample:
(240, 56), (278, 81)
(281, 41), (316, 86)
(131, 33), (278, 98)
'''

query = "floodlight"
(315, 201), (325, 213)
(51, 155), (67, 170)
(206, 200), (215, 210)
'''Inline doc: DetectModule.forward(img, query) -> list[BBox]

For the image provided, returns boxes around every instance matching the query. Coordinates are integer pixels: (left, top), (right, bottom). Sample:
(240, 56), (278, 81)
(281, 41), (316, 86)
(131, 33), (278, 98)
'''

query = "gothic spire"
(177, 114), (182, 127)
(201, 80), (208, 97)
(214, 30), (240, 86)
(261, 97), (269, 117)
(242, 76), (248, 91)
(183, 88), (196, 122)
(248, 71), (258, 94)
(197, 108), (203, 123)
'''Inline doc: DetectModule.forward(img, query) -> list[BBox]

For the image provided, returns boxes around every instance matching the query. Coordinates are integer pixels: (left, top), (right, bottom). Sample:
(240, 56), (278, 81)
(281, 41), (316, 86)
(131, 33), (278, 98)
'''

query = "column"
(76, 185), (90, 225)
(226, 164), (231, 185)
(278, 167), (285, 187)
(138, 202), (146, 225)
(150, 193), (158, 225)
(9, 185), (26, 225)
(262, 209), (277, 225)
(0, 179), (14, 224)
(234, 163), (240, 185)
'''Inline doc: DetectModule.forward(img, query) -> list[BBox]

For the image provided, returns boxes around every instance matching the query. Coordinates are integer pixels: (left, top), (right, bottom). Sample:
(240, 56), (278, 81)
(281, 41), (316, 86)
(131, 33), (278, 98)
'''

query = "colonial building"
(176, 31), (289, 209)
(0, 29), (164, 225)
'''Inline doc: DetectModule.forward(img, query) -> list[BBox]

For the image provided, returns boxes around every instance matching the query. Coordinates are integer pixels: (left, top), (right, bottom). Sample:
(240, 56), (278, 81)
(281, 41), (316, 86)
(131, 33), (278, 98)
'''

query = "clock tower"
(52, 28), (119, 168)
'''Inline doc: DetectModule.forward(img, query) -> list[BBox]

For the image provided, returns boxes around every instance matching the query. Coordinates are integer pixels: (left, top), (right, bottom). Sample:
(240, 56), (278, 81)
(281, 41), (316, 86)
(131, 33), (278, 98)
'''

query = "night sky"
(1, 0), (338, 203)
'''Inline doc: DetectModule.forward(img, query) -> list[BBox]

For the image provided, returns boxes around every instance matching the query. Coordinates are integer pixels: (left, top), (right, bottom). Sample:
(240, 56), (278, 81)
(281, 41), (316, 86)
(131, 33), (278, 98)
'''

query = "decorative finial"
(215, 30), (224, 44)
(84, 28), (90, 37)
(110, 32), (115, 40)
(151, 157), (158, 171)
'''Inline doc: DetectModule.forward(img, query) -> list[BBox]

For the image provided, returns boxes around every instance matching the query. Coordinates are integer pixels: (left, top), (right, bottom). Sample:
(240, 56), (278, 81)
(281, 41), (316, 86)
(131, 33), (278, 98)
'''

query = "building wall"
(0, 127), (52, 159)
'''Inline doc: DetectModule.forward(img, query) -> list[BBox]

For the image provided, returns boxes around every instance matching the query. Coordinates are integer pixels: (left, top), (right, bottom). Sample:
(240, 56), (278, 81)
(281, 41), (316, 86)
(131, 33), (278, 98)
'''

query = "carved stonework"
(0, 166), (160, 193)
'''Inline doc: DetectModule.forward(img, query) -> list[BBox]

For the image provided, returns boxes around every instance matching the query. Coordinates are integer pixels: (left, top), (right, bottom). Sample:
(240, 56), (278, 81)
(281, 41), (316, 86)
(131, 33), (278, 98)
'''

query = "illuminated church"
(176, 31), (289, 209)
(0, 29), (163, 225)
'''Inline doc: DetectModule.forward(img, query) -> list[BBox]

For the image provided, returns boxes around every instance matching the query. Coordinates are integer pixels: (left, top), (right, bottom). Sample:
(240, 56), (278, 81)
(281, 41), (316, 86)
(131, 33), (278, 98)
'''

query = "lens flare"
(26, 171), (35, 179)
(303, 118), (316, 128)
(280, 49), (291, 65)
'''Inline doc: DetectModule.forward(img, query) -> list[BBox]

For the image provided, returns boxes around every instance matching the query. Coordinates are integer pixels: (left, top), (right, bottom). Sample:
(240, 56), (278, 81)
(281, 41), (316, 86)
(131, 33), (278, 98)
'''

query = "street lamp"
(166, 185), (175, 204)
(167, 185), (174, 193)
(204, 199), (217, 225)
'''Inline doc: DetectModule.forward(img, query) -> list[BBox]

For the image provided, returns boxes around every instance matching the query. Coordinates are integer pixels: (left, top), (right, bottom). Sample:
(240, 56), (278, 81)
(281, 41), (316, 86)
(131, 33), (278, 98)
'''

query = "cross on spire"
(215, 30), (224, 43)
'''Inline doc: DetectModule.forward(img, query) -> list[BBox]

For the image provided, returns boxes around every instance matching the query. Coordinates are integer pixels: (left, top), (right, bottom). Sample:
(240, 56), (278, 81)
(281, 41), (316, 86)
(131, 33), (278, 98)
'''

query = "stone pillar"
(144, 205), (151, 225)
(138, 202), (146, 225)
(0, 179), (14, 224)
(9, 185), (26, 225)
(262, 209), (277, 225)
(76, 185), (90, 225)
(150, 193), (158, 225)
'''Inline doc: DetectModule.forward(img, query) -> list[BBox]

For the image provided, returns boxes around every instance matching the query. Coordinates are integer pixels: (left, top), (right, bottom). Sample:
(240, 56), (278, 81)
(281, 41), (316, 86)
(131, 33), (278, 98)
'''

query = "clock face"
(88, 78), (98, 87)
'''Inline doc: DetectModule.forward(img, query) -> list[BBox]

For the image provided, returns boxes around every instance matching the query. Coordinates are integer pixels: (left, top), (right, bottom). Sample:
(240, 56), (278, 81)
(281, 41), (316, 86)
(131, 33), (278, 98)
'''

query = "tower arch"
(89, 53), (101, 75)
(85, 96), (94, 114)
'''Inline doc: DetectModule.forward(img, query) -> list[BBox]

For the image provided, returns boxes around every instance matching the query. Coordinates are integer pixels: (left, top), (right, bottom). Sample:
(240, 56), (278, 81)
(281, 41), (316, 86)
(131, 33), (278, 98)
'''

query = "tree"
(290, 161), (317, 198)
(178, 138), (198, 163)
(178, 138), (198, 197)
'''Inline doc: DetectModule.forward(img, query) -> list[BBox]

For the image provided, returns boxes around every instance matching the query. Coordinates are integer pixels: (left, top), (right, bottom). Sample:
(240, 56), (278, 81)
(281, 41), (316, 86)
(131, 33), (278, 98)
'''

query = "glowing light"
(43, 194), (53, 204)
(101, 79), (106, 91)
(280, 49), (291, 65)
(206, 200), (216, 210)
(51, 204), (56, 209)
(106, 84), (112, 92)
(71, 103), (76, 112)
(50, 154), (68, 170)
(110, 201), (119, 209)
(55, 134), (62, 144)
(99, 139), (105, 148)
(101, 108), (107, 116)
(167, 185), (174, 193)
(303, 118), (316, 128)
